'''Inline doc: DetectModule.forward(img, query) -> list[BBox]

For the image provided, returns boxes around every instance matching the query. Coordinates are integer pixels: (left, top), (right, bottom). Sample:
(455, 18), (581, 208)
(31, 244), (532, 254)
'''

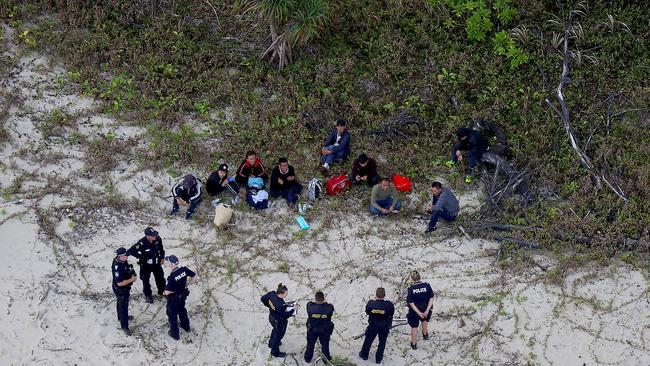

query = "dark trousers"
(270, 183), (303, 204)
(140, 264), (165, 297)
(112, 285), (130, 330)
(360, 325), (389, 364)
(167, 295), (190, 339)
(268, 315), (287, 355)
(304, 328), (331, 362)
(171, 196), (202, 217)
(428, 209), (456, 230)
(246, 191), (269, 210)
(452, 149), (485, 174)
(350, 173), (380, 187)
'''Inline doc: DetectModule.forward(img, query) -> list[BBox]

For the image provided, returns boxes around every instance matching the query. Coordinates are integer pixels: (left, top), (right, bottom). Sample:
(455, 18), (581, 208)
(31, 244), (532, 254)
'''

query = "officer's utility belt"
(140, 259), (160, 265)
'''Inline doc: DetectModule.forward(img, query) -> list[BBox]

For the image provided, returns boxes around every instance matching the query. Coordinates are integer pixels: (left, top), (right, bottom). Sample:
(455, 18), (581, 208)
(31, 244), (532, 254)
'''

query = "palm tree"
(240, 0), (330, 69)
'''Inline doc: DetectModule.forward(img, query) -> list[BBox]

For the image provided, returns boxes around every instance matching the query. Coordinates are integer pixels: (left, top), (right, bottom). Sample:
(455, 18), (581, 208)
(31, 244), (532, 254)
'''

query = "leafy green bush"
(492, 30), (528, 68)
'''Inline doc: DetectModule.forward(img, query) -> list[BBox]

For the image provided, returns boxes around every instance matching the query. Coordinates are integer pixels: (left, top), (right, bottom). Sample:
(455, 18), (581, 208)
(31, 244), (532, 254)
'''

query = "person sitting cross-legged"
(425, 181), (459, 233)
(350, 153), (380, 187)
(369, 178), (401, 216)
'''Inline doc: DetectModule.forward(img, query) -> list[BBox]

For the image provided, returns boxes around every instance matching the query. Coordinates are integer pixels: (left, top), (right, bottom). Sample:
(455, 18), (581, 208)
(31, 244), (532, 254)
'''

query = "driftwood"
(545, 7), (627, 202)
(368, 109), (423, 142)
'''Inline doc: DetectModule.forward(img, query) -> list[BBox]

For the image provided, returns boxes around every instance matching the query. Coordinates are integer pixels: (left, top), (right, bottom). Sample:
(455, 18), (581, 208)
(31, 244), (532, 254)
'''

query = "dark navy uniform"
(261, 291), (295, 356)
(304, 301), (335, 363)
(406, 281), (435, 328)
(127, 236), (165, 299)
(359, 299), (395, 364)
(111, 256), (135, 330)
(165, 266), (196, 339)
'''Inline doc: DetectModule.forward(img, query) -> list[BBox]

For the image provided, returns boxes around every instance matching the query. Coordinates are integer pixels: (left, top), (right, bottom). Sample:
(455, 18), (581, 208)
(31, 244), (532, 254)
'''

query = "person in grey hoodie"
(425, 181), (459, 233)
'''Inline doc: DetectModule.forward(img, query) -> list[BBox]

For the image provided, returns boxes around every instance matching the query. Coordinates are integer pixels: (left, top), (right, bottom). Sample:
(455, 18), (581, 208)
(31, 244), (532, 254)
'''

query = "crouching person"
(425, 181), (459, 233)
(370, 178), (401, 216)
(170, 173), (203, 221)
(206, 163), (240, 205)
(246, 178), (270, 210)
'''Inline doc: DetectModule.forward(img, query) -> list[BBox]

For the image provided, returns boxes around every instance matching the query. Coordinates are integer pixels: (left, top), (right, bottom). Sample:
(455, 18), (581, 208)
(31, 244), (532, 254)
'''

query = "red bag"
(392, 174), (411, 192)
(326, 175), (351, 196)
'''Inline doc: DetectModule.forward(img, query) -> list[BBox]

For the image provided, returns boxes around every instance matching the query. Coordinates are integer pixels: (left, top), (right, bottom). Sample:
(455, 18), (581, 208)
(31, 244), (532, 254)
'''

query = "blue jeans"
(370, 198), (401, 215)
(452, 149), (484, 174)
(171, 196), (202, 218)
(270, 183), (303, 204)
(429, 209), (456, 229)
(321, 144), (347, 165)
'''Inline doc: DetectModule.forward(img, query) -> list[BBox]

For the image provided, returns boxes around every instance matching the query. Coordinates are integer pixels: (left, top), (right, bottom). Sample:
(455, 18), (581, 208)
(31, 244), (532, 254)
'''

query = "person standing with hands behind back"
(261, 283), (298, 358)
(359, 287), (394, 364)
(406, 270), (435, 350)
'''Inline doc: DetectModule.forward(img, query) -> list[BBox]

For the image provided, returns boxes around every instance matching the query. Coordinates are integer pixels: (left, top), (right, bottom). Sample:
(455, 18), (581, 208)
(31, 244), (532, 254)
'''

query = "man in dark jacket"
(127, 227), (165, 304)
(359, 287), (395, 364)
(304, 291), (335, 363)
(349, 153), (379, 186)
(206, 163), (239, 198)
(111, 247), (137, 335)
(170, 173), (203, 221)
(235, 150), (268, 187)
(448, 128), (487, 183)
(261, 283), (296, 358)
(270, 157), (302, 207)
(426, 181), (460, 233)
(320, 119), (351, 173)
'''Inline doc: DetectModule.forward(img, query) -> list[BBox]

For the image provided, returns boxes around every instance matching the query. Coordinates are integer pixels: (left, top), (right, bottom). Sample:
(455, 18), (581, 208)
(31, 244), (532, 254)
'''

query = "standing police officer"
(127, 227), (165, 304)
(304, 291), (335, 363)
(261, 283), (296, 358)
(359, 287), (394, 364)
(406, 270), (435, 350)
(111, 247), (137, 335)
(163, 255), (196, 340)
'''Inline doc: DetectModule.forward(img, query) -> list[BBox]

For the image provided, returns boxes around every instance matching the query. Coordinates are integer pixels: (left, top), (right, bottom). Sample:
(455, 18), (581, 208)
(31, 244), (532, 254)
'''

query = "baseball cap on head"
(165, 255), (179, 264)
(144, 227), (158, 237)
(218, 163), (228, 172)
(116, 247), (127, 256)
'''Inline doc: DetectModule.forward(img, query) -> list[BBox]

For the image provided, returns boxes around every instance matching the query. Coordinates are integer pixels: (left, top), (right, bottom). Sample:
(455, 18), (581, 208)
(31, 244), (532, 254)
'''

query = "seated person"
(270, 157), (303, 207)
(425, 181), (459, 233)
(236, 150), (268, 187)
(447, 128), (487, 183)
(320, 119), (351, 173)
(246, 179), (269, 210)
(170, 173), (203, 221)
(350, 153), (379, 186)
(370, 178), (401, 216)
(206, 163), (239, 200)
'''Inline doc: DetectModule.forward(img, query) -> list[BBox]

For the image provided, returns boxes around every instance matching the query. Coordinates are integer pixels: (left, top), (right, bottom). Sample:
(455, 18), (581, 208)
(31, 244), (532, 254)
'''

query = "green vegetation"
(2, 0), (648, 272)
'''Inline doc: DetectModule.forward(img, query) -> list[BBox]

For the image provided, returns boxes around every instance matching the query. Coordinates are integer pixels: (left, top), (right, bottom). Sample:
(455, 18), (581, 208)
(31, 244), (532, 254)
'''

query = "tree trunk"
(262, 20), (291, 69)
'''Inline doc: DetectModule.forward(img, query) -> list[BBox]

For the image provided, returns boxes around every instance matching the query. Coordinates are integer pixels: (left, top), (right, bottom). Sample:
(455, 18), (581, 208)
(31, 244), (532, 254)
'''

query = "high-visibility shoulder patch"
(371, 309), (385, 314)
(268, 300), (276, 311)
(311, 314), (328, 318)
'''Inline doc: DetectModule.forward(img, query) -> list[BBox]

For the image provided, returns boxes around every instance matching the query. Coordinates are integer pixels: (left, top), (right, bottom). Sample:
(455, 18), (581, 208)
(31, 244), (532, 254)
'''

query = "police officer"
(127, 227), (165, 304)
(406, 270), (435, 350)
(111, 247), (137, 336)
(163, 255), (196, 340)
(359, 287), (394, 364)
(304, 291), (334, 363)
(261, 283), (296, 358)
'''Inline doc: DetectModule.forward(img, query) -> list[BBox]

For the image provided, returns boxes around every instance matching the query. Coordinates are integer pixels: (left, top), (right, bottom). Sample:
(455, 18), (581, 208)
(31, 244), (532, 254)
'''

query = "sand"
(1, 22), (650, 366)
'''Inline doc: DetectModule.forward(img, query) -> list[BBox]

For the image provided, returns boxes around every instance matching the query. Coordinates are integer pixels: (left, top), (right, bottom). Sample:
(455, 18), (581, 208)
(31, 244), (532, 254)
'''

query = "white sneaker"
(211, 198), (221, 208)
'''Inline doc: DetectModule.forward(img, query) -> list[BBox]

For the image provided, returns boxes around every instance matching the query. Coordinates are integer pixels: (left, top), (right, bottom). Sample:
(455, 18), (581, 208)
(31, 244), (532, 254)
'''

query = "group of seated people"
(169, 119), (486, 233)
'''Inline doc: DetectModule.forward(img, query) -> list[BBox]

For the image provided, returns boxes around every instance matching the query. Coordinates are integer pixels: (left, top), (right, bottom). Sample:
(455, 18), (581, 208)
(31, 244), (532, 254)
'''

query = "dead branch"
(545, 9), (628, 202)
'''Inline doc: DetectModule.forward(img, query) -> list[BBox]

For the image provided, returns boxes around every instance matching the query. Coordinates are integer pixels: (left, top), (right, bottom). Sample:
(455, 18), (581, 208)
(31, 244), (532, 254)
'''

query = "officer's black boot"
(122, 328), (132, 336)
(271, 351), (286, 358)
(168, 330), (180, 341)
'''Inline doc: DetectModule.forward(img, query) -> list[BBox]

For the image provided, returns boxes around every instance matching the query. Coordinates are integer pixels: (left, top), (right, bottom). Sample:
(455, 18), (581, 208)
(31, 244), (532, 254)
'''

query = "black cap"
(144, 227), (158, 237)
(335, 118), (346, 127)
(218, 163), (228, 172)
(165, 255), (179, 264)
(116, 247), (127, 256)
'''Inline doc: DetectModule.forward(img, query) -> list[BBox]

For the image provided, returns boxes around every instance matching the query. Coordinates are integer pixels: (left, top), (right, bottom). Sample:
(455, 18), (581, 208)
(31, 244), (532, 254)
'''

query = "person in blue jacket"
(320, 119), (351, 174)
(261, 283), (297, 357)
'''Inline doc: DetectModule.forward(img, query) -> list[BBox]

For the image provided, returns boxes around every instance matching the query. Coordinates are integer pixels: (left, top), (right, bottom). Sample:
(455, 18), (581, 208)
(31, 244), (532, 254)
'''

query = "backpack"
(326, 174), (351, 196)
(392, 174), (412, 192)
(307, 178), (323, 201)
